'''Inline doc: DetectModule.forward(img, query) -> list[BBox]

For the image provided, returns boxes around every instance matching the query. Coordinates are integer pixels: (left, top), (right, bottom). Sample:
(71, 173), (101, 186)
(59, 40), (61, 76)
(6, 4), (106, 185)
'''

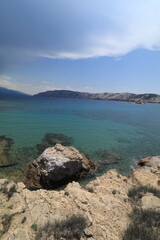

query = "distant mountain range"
(1, 87), (160, 103)
(34, 90), (160, 103)
(0, 87), (30, 99)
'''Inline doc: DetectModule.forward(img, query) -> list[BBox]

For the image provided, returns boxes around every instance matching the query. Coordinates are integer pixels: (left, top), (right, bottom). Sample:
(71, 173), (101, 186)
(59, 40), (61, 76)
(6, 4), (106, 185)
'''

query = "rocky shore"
(0, 147), (160, 240)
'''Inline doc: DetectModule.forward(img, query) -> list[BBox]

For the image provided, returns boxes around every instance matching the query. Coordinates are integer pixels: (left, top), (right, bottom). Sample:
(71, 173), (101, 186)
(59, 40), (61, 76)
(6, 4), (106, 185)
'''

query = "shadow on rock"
(36, 133), (73, 154)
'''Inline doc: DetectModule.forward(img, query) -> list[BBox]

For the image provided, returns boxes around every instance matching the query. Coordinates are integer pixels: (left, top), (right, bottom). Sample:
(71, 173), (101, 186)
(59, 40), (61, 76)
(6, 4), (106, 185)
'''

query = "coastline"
(33, 90), (160, 104)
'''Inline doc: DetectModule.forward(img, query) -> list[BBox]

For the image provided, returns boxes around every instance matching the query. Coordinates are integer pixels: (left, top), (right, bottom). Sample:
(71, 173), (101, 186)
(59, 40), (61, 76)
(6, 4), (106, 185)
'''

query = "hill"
(0, 87), (30, 99)
(34, 90), (160, 103)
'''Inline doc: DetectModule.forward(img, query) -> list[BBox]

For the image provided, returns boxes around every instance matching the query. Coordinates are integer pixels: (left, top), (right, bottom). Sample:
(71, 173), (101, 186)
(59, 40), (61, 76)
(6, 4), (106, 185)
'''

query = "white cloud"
(0, 75), (80, 94)
(32, 0), (160, 59)
(0, 75), (54, 94)
(1, 0), (160, 65)
(83, 86), (94, 91)
(0, 75), (19, 90)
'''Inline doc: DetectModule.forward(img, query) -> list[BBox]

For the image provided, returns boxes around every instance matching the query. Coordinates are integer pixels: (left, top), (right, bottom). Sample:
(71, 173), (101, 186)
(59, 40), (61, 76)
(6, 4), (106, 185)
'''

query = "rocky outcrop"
(24, 144), (95, 189)
(0, 155), (159, 240)
(131, 156), (160, 187)
(138, 155), (160, 172)
(0, 170), (132, 240)
(140, 193), (160, 211)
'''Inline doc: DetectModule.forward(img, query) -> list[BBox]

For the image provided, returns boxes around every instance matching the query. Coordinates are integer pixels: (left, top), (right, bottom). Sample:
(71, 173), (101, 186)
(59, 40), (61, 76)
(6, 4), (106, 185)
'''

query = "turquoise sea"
(1, 97), (160, 177)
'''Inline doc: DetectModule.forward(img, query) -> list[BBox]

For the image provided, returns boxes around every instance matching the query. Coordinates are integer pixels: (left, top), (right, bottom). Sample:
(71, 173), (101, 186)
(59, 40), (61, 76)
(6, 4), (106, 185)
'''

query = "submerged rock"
(24, 144), (95, 189)
(92, 149), (121, 173)
(36, 132), (73, 154)
(0, 135), (14, 166)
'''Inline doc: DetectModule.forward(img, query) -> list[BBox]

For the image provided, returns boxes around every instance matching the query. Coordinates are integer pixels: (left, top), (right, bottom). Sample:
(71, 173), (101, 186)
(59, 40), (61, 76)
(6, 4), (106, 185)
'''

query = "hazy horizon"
(1, 85), (160, 97)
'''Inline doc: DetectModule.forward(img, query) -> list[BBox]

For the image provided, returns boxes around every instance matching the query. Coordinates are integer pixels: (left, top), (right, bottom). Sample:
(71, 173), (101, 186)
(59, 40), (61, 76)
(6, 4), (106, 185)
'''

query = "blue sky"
(0, 0), (160, 94)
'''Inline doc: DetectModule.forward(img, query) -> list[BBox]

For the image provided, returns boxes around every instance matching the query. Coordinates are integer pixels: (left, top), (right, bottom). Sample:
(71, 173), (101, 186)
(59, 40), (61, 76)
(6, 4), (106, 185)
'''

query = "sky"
(0, 0), (160, 95)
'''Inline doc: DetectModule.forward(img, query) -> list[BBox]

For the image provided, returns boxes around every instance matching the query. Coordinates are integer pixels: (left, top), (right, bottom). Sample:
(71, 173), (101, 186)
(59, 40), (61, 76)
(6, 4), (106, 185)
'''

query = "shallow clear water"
(1, 97), (160, 175)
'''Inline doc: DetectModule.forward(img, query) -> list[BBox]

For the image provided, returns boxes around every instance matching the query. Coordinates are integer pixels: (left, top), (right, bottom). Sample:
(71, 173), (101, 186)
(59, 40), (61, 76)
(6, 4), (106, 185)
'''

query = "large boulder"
(24, 144), (95, 189)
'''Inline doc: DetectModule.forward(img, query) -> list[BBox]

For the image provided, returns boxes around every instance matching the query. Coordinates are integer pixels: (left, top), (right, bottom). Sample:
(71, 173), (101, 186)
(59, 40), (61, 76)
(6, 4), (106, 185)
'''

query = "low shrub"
(0, 214), (13, 236)
(31, 223), (38, 232)
(123, 208), (160, 240)
(131, 208), (160, 228)
(36, 214), (87, 240)
(1, 180), (16, 199)
(123, 186), (160, 240)
(128, 185), (160, 201)
(123, 222), (159, 240)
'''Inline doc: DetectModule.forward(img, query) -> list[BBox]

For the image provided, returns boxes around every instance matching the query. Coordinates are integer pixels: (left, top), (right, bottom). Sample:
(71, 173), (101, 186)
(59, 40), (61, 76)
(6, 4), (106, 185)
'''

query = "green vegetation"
(128, 185), (160, 202)
(123, 208), (160, 240)
(36, 214), (88, 240)
(31, 223), (38, 232)
(7, 205), (13, 209)
(0, 214), (13, 236)
(0, 180), (16, 199)
(123, 186), (160, 240)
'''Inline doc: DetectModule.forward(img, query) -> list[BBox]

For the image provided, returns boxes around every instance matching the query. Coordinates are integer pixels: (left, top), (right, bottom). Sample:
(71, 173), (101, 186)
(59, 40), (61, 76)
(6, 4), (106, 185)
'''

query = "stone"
(4, 228), (30, 240)
(16, 182), (26, 193)
(132, 156), (160, 187)
(23, 160), (42, 189)
(24, 144), (95, 189)
(131, 169), (159, 187)
(140, 193), (160, 211)
(138, 156), (160, 172)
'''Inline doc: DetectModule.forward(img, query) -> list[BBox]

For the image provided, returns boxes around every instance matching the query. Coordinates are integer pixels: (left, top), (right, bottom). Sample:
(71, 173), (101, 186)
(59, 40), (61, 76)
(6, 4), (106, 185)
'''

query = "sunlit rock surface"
(0, 154), (159, 240)
(24, 144), (95, 189)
